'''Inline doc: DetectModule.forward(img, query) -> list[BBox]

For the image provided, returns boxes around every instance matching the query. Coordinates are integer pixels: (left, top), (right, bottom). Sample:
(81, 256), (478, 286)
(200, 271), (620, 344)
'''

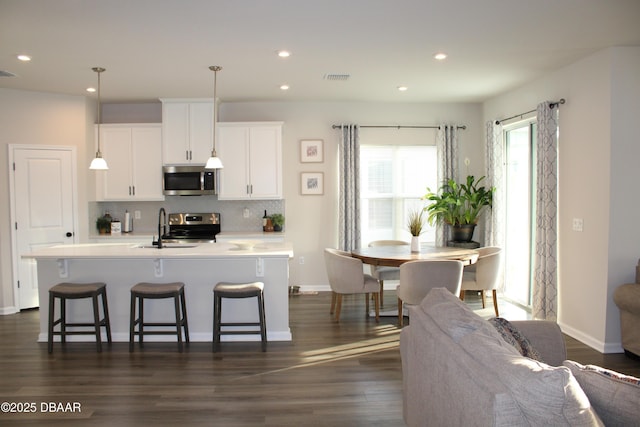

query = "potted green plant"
(407, 209), (425, 252)
(270, 213), (285, 232)
(423, 175), (494, 242)
(96, 216), (111, 235)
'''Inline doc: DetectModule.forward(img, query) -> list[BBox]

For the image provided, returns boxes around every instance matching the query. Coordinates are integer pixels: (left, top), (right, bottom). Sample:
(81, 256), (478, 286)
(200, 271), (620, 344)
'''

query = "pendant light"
(89, 67), (108, 170)
(205, 65), (224, 169)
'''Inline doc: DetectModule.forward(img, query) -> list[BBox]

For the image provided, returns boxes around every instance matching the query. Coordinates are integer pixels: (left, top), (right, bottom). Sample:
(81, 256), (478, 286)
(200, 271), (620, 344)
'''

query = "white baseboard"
(559, 321), (624, 354)
(0, 306), (19, 315)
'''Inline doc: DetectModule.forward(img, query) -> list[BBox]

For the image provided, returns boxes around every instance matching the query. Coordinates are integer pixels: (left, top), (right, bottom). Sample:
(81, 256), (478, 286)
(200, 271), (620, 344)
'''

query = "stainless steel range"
(161, 212), (221, 243)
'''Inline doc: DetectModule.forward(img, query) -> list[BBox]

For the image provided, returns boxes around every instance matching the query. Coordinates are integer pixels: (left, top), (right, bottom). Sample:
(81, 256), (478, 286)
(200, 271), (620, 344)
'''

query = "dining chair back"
(396, 259), (464, 326)
(459, 246), (503, 316)
(368, 240), (409, 307)
(324, 248), (380, 322)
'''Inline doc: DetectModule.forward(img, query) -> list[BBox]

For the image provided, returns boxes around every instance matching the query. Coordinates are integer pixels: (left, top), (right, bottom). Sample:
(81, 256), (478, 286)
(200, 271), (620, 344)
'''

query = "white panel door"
(12, 147), (76, 309)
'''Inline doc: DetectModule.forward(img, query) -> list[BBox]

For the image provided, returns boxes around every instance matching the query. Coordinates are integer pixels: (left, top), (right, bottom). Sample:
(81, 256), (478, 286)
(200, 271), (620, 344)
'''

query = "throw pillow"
(563, 360), (640, 427)
(489, 317), (543, 362)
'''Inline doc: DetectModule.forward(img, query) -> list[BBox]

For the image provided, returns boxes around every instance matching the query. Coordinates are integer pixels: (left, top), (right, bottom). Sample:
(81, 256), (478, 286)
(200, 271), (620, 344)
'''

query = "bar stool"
(48, 282), (111, 353)
(129, 282), (189, 352)
(213, 282), (267, 352)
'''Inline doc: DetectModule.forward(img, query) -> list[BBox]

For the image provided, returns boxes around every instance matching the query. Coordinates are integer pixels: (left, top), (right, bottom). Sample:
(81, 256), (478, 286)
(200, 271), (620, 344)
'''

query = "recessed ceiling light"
(280, 84), (290, 90)
(277, 50), (291, 58)
(434, 52), (448, 61)
(86, 87), (96, 93)
(17, 54), (31, 62)
(397, 86), (408, 92)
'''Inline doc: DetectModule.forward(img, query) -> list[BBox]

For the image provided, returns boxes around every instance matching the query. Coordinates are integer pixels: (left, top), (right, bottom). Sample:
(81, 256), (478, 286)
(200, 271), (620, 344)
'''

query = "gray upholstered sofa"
(613, 259), (640, 357)
(400, 288), (640, 426)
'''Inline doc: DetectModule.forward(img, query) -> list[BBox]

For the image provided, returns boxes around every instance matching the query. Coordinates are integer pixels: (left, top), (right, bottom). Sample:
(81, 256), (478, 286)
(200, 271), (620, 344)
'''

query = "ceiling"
(2, 0), (640, 104)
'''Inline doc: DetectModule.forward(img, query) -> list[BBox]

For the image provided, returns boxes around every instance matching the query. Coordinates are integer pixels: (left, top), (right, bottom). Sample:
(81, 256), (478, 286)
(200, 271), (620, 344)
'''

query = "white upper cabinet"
(95, 124), (164, 201)
(217, 122), (283, 200)
(161, 99), (213, 165)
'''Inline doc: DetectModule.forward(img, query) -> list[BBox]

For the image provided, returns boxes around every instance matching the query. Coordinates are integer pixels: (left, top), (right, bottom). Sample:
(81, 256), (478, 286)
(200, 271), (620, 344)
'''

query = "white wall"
(483, 47), (640, 352)
(0, 88), (95, 312)
(220, 101), (484, 290)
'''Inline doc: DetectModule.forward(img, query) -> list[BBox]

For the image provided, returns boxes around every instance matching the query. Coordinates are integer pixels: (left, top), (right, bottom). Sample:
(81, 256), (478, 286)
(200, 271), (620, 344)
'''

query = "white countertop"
(24, 241), (293, 260)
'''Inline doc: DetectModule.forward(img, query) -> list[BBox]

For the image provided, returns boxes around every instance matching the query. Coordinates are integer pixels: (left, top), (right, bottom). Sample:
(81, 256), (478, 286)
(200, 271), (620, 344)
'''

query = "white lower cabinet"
(96, 124), (164, 201)
(217, 122), (283, 200)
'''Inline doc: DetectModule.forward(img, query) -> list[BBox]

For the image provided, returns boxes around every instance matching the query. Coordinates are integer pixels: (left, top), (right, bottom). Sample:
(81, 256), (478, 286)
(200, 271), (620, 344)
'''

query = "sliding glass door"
(503, 120), (536, 308)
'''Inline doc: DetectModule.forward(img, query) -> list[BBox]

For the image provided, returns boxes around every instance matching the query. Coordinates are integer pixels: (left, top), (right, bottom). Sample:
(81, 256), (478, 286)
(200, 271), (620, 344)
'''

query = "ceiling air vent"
(0, 70), (17, 78)
(324, 73), (350, 81)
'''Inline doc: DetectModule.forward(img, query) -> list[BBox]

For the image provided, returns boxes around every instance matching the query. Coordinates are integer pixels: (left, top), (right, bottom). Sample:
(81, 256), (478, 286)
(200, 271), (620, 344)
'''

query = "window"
(360, 145), (437, 246)
(503, 120), (537, 308)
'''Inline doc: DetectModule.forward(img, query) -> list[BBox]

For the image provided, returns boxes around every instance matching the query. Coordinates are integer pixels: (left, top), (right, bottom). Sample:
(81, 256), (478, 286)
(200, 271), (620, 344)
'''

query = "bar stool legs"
(47, 282), (111, 353)
(213, 282), (267, 352)
(129, 282), (189, 352)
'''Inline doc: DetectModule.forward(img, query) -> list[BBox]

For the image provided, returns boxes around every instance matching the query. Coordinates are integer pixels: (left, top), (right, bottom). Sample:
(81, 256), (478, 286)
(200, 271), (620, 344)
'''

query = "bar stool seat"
(48, 282), (111, 353)
(213, 282), (267, 352)
(129, 282), (189, 352)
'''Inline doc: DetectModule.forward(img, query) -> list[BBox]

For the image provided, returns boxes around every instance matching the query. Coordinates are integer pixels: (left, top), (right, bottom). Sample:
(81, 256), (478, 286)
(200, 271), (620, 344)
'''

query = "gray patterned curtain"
(485, 120), (505, 248)
(338, 124), (360, 251)
(435, 124), (459, 246)
(485, 120), (505, 291)
(532, 102), (559, 320)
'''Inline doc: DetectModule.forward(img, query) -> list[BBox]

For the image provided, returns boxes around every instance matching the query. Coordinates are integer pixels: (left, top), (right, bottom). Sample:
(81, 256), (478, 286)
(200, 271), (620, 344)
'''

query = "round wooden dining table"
(351, 243), (479, 267)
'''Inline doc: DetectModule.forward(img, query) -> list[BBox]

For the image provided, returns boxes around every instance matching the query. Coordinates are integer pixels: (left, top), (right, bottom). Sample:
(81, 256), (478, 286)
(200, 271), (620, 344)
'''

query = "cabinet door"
(189, 102), (214, 165)
(217, 125), (251, 199)
(162, 102), (190, 164)
(100, 127), (133, 200)
(131, 126), (164, 200)
(248, 126), (282, 199)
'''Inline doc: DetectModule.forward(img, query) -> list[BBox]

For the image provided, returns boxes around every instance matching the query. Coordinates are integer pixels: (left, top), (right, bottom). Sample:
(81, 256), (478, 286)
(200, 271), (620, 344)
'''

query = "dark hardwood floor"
(0, 291), (638, 426)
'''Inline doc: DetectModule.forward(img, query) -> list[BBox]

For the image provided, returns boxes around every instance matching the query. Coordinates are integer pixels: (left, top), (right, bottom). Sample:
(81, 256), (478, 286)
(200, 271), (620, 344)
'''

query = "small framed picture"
(300, 139), (324, 163)
(300, 172), (324, 195)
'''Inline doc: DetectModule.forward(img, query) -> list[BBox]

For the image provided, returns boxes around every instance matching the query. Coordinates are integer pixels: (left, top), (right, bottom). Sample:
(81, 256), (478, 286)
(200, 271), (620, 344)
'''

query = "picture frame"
(300, 139), (324, 163)
(300, 172), (324, 195)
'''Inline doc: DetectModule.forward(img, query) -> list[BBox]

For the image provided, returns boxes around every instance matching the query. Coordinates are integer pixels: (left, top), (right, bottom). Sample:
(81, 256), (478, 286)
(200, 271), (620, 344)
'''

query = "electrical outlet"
(572, 218), (584, 232)
(299, 256), (305, 265)
(134, 210), (141, 220)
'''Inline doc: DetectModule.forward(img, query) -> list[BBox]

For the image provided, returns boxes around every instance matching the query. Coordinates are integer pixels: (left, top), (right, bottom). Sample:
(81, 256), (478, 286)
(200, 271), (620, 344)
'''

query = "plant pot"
(451, 224), (476, 243)
(274, 225), (282, 232)
(411, 236), (420, 253)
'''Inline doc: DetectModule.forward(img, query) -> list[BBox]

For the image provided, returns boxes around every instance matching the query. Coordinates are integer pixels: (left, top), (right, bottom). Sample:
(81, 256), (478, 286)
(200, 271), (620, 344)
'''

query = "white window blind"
(360, 145), (437, 246)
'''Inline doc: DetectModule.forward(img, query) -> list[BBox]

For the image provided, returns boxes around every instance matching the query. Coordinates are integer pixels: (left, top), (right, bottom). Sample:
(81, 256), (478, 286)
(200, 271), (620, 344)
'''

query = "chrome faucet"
(156, 207), (167, 249)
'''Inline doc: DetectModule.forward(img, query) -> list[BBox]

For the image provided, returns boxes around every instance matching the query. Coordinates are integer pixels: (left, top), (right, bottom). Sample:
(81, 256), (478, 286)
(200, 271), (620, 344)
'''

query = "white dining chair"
(368, 240), (409, 307)
(459, 246), (503, 317)
(396, 260), (463, 326)
(324, 248), (380, 322)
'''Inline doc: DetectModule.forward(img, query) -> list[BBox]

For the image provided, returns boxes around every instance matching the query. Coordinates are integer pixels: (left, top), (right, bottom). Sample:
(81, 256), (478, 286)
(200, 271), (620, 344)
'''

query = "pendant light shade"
(205, 65), (223, 169)
(89, 67), (108, 170)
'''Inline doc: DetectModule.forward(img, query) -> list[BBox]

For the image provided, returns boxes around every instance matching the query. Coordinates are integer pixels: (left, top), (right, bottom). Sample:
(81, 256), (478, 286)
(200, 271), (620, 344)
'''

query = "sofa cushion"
(420, 288), (603, 425)
(489, 317), (542, 361)
(563, 360), (640, 427)
(420, 287), (509, 345)
(459, 329), (602, 425)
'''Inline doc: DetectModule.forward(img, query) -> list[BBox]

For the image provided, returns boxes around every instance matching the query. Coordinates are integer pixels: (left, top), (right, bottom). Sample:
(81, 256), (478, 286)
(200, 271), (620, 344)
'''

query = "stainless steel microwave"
(163, 165), (215, 196)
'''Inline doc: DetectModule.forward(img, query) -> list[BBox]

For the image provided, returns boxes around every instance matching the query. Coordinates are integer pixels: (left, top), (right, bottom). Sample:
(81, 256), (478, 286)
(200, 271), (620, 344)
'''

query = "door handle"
(66, 232), (73, 237)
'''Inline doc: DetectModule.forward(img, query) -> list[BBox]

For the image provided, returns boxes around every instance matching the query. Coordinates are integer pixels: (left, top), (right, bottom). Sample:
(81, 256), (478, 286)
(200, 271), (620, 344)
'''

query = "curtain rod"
(331, 124), (466, 130)
(495, 98), (565, 125)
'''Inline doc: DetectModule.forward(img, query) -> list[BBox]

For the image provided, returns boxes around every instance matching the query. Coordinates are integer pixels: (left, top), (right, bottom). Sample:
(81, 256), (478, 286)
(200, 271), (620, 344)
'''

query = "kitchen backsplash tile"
(90, 198), (285, 235)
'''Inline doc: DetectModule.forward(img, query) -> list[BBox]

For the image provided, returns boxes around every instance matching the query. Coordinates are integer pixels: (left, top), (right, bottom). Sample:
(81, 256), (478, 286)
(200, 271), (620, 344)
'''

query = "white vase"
(411, 236), (420, 253)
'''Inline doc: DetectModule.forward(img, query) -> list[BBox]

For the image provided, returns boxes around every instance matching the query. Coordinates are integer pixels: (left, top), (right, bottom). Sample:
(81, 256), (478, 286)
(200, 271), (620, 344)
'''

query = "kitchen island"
(24, 241), (294, 343)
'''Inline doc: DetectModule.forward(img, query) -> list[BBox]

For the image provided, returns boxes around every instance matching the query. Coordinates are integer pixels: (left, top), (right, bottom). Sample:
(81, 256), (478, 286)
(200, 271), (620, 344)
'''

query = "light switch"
(572, 218), (584, 232)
